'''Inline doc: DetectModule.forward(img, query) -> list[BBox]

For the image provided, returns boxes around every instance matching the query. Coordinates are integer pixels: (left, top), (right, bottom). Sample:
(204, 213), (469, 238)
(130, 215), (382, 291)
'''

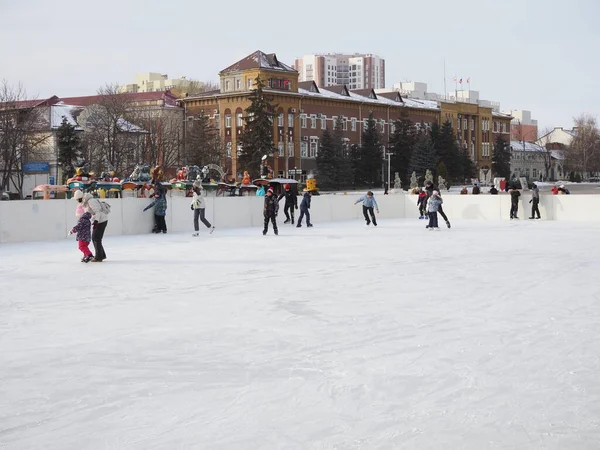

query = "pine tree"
(185, 114), (223, 166)
(349, 144), (361, 190)
(492, 136), (511, 179)
(238, 77), (276, 177)
(389, 111), (416, 187)
(56, 116), (82, 183)
(409, 133), (436, 179)
(461, 147), (476, 182)
(359, 113), (383, 186)
(316, 127), (337, 190)
(434, 120), (462, 181)
(332, 116), (353, 189)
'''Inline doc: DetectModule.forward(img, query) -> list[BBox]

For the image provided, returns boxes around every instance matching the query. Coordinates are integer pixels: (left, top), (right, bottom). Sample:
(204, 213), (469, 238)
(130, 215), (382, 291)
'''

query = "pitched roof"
(220, 51), (296, 74)
(59, 90), (179, 107)
(298, 81), (319, 93)
(376, 91), (404, 103)
(350, 88), (378, 99)
(320, 85), (351, 97)
(0, 96), (60, 110)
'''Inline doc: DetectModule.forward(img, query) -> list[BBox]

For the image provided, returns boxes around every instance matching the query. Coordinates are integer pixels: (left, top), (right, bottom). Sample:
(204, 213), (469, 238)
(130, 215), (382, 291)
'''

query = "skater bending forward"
(426, 190), (443, 229)
(143, 188), (168, 233)
(263, 187), (279, 235)
(355, 191), (379, 226)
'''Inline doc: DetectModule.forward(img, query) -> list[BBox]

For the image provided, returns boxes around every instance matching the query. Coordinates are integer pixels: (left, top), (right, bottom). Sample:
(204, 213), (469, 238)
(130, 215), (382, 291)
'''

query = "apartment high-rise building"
(120, 73), (203, 94)
(294, 53), (385, 90)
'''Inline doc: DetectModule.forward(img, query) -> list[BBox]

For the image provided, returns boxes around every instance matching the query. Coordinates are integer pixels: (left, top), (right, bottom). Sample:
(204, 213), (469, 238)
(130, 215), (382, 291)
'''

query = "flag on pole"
(453, 76), (457, 82)
(459, 78), (463, 84)
(467, 77), (471, 83)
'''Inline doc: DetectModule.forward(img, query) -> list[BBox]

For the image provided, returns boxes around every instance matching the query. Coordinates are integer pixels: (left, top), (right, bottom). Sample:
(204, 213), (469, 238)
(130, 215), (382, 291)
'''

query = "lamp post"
(385, 151), (394, 192)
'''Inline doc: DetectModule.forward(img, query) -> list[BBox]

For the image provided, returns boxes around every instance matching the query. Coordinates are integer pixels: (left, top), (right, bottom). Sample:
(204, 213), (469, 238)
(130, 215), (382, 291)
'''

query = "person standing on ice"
(278, 183), (298, 224)
(416, 188), (427, 219)
(69, 210), (94, 263)
(529, 183), (541, 220)
(426, 190), (443, 230)
(425, 181), (451, 228)
(263, 187), (279, 235)
(191, 182), (215, 236)
(509, 186), (521, 219)
(354, 191), (379, 226)
(143, 187), (168, 233)
(297, 189), (313, 228)
(75, 191), (109, 262)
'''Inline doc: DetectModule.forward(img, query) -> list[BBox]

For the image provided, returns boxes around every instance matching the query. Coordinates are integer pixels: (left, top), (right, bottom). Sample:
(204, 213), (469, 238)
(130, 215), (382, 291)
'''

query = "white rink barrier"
(0, 194), (406, 244)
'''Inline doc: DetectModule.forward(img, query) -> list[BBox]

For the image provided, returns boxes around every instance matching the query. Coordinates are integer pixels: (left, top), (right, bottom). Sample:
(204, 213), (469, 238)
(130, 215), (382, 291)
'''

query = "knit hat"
(267, 187), (274, 193)
(284, 183), (290, 190)
(73, 190), (84, 201)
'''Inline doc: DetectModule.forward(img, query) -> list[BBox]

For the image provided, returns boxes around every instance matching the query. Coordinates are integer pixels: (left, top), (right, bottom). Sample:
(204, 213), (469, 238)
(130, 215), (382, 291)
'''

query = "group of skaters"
(262, 184), (313, 235)
(415, 181), (452, 230)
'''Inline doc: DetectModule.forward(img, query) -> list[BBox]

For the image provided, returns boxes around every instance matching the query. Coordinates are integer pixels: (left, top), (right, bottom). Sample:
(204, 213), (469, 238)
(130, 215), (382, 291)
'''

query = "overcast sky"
(1, 0), (598, 132)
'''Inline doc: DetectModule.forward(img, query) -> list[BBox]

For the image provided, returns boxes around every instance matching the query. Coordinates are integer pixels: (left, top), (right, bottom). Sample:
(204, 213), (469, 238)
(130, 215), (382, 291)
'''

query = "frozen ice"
(1, 219), (600, 449)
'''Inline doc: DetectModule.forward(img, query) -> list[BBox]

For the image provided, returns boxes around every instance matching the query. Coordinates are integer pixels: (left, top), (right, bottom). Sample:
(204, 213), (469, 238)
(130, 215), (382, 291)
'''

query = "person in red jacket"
(416, 188), (427, 219)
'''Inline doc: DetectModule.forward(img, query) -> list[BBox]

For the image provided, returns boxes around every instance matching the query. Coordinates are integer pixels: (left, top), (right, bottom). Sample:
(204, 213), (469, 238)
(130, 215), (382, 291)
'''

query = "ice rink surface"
(1, 219), (600, 449)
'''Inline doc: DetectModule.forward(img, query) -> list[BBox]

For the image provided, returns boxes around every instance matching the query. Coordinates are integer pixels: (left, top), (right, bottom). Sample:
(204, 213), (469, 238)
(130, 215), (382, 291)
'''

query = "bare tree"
(567, 114), (600, 178)
(185, 114), (224, 166)
(535, 126), (559, 181)
(0, 80), (51, 197)
(133, 109), (184, 171)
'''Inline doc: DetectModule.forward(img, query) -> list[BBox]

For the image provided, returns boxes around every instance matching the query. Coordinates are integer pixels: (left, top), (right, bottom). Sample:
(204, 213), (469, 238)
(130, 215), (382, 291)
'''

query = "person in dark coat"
(510, 187), (521, 219)
(143, 189), (168, 233)
(297, 190), (313, 227)
(263, 187), (279, 235)
(278, 183), (298, 224)
(69, 211), (94, 262)
(417, 188), (427, 219)
(489, 186), (499, 195)
(529, 183), (541, 219)
(472, 184), (481, 195)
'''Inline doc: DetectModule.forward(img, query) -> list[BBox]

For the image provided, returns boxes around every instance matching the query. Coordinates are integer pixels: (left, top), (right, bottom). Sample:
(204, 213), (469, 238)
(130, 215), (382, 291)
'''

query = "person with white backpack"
(73, 190), (110, 262)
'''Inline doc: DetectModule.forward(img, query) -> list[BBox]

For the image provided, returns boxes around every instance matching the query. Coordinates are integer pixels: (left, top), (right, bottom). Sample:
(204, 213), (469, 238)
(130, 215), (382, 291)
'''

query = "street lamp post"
(385, 152), (394, 192)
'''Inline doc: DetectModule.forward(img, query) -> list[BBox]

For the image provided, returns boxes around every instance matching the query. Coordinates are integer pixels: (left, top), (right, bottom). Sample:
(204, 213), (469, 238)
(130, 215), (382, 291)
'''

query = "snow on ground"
(1, 219), (600, 449)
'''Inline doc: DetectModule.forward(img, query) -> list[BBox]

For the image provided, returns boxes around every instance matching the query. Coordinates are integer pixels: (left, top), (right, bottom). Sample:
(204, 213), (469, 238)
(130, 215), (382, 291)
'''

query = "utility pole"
(386, 151), (394, 191)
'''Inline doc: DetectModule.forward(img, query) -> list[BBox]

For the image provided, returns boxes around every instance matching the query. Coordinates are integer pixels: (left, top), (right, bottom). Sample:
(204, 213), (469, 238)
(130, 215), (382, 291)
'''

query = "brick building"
(181, 50), (512, 182)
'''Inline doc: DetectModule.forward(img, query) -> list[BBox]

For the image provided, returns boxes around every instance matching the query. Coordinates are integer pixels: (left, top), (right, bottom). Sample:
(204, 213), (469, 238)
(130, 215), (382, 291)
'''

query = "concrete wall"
(0, 193), (406, 244)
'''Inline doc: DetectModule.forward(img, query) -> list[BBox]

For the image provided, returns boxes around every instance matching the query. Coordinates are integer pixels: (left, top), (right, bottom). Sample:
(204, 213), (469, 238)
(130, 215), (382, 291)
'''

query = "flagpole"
(443, 59), (447, 101)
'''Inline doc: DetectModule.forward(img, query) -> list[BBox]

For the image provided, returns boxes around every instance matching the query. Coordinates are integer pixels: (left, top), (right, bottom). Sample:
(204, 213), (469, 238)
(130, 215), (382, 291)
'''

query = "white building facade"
(295, 54), (385, 90)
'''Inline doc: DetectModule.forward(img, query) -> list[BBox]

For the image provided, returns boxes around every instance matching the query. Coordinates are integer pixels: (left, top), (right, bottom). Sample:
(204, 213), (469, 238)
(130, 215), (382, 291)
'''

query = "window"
(301, 141), (308, 157)
(236, 113), (243, 127)
(363, 119), (369, 131)
(236, 79), (241, 90)
(278, 141), (284, 154)
(310, 114), (317, 129)
(457, 118), (461, 131)
(463, 119), (468, 130)
(225, 114), (231, 128)
(288, 113), (294, 128)
(278, 113), (284, 127)
(301, 114), (307, 128)
(214, 113), (220, 128)
(390, 122), (396, 134)
(309, 138), (318, 158)
(351, 118), (357, 131)
(380, 120), (385, 132)
(471, 142), (475, 160)
(321, 114), (326, 129)
(237, 144), (242, 157)
(226, 142), (232, 157)
(533, 168), (538, 178)
(287, 141), (294, 157)
(471, 119), (475, 130)
(247, 78), (253, 89)
(494, 121), (498, 132)
(225, 80), (231, 91)
(343, 117), (348, 131)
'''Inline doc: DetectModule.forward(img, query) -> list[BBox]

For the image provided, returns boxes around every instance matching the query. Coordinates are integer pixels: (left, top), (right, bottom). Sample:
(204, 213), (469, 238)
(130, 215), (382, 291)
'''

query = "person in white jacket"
(82, 192), (109, 262)
(191, 182), (214, 237)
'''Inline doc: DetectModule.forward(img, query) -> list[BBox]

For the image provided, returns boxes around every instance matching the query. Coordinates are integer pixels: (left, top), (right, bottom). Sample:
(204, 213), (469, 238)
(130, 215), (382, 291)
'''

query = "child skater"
(296, 189), (313, 228)
(426, 190), (443, 230)
(69, 210), (94, 262)
(263, 187), (279, 235)
(417, 188), (427, 219)
(354, 191), (379, 226)
(191, 181), (215, 237)
(143, 187), (168, 233)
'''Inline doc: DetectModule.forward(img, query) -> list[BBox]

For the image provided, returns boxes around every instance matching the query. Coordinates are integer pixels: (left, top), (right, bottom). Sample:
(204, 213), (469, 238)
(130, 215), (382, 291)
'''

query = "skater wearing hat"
(278, 183), (298, 224)
(73, 190), (109, 262)
(263, 187), (279, 235)
(191, 181), (215, 236)
(426, 190), (443, 230)
(354, 191), (379, 226)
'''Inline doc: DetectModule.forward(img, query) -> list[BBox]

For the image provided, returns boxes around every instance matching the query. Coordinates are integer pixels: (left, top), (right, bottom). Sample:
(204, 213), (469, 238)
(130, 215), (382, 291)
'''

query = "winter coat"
(256, 186), (265, 197)
(300, 192), (311, 210)
(472, 185), (481, 195)
(264, 194), (279, 217)
(144, 195), (168, 216)
(71, 212), (92, 242)
(558, 187), (570, 195)
(191, 191), (206, 209)
(355, 195), (379, 209)
(510, 190), (521, 203)
(417, 192), (427, 206)
(278, 190), (298, 207)
(489, 187), (499, 195)
(427, 197), (443, 213)
(75, 204), (85, 218)
(532, 187), (540, 200)
(83, 194), (109, 223)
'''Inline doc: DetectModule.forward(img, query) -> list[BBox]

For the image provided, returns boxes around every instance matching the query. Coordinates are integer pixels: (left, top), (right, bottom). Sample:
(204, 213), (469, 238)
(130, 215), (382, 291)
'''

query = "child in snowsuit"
(278, 183), (298, 224)
(143, 188), (168, 233)
(509, 187), (521, 219)
(297, 190), (313, 227)
(354, 191), (379, 226)
(426, 191), (443, 229)
(69, 211), (94, 262)
(191, 183), (214, 236)
(263, 187), (279, 235)
(417, 188), (427, 219)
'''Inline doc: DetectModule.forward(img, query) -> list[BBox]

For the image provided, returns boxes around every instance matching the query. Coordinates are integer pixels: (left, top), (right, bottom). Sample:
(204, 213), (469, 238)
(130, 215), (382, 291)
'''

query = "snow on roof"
(298, 88), (439, 111)
(510, 141), (546, 152)
(51, 103), (82, 130)
(493, 111), (512, 119)
(220, 51), (296, 74)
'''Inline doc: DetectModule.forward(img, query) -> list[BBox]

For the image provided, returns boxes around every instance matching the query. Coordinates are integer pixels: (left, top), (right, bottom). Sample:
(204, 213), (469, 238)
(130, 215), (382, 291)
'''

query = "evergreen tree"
(359, 113), (383, 186)
(56, 116), (82, 183)
(409, 133), (437, 178)
(461, 147), (476, 182)
(389, 111), (416, 187)
(185, 114), (223, 166)
(434, 120), (462, 180)
(492, 136), (511, 179)
(332, 116), (353, 189)
(238, 76), (276, 177)
(349, 144), (361, 190)
(316, 127), (337, 190)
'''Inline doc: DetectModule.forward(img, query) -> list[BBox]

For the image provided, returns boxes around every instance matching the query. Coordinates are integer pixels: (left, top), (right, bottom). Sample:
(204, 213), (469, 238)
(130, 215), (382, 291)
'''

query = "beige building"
(120, 73), (202, 94)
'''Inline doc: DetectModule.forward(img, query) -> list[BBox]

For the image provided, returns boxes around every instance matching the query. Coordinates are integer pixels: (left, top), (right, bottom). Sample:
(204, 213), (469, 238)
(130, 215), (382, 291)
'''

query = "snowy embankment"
(1, 220), (600, 449)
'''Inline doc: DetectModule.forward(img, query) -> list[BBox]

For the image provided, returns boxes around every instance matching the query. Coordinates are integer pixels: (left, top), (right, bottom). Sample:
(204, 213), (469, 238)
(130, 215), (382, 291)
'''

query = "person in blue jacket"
(296, 190), (313, 228)
(143, 187), (168, 233)
(354, 191), (379, 226)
